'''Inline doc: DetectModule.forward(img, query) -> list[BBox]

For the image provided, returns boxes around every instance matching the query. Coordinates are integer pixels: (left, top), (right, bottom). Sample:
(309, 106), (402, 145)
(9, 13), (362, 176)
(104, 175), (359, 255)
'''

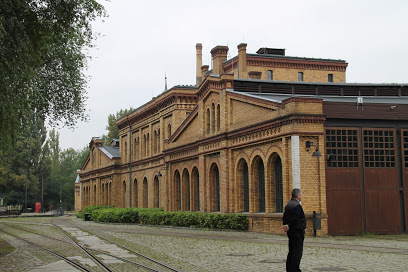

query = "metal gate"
(326, 127), (406, 235)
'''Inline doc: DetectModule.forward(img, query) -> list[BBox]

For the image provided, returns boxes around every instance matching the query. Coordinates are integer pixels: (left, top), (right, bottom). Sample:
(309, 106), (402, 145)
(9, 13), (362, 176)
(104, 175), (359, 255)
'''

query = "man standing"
(282, 188), (306, 272)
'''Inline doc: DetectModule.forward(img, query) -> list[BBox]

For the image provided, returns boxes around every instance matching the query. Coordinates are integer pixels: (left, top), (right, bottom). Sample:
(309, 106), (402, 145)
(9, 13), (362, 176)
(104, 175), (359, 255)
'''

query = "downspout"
(128, 117), (132, 208)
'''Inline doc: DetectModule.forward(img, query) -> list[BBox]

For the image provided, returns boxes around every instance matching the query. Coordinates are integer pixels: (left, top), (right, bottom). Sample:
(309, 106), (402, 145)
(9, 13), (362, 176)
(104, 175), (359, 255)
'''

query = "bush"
(77, 205), (111, 219)
(79, 206), (248, 231)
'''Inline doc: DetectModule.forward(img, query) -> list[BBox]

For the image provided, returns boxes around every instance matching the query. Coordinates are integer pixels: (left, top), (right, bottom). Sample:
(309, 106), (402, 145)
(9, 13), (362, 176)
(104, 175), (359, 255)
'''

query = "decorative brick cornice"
(117, 92), (198, 129)
(247, 56), (348, 72)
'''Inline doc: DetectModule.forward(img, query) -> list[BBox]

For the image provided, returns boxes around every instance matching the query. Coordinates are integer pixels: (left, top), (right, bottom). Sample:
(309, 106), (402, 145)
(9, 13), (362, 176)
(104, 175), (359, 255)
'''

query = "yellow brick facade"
(78, 43), (347, 236)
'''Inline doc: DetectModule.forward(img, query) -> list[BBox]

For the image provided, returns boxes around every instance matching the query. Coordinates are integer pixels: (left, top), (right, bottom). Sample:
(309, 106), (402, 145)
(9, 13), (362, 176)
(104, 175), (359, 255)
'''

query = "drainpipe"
(128, 118), (132, 208)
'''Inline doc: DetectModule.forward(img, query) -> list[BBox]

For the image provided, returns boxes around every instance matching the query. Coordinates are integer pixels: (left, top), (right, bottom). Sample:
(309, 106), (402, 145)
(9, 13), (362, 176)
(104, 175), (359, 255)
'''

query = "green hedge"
(79, 206), (248, 231)
(77, 205), (111, 219)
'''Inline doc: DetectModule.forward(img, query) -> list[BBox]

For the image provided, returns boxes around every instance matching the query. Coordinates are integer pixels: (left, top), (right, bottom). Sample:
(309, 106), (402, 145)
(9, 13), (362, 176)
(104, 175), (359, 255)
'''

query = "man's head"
(292, 188), (302, 201)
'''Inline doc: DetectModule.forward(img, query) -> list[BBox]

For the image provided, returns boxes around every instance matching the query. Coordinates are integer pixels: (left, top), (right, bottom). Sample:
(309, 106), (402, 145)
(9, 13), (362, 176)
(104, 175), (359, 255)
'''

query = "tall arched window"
(253, 156), (265, 213)
(238, 159), (249, 212)
(133, 179), (138, 208)
(174, 170), (181, 210)
(206, 108), (211, 134)
(210, 163), (220, 212)
(123, 181), (127, 208)
(147, 133), (150, 157)
(157, 129), (160, 153)
(133, 137), (138, 160)
(154, 176), (159, 208)
(217, 104), (221, 132)
(143, 178), (148, 208)
(109, 182), (112, 206)
(168, 123), (172, 138)
(211, 103), (215, 133)
(154, 130), (157, 154)
(93, 185), (97, 206)
(143, 135), (147, 157)
(124, 141), (127, 162)
(191, 167), (200, 211)
(273, 155), (283, 213)
(182, 169), (190, 211)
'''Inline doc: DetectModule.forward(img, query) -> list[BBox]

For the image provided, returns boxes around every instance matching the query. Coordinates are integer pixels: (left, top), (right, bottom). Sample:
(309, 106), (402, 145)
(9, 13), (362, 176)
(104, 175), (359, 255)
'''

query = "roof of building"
(228, 90), (408, 105)
(99, 146), (121, 159)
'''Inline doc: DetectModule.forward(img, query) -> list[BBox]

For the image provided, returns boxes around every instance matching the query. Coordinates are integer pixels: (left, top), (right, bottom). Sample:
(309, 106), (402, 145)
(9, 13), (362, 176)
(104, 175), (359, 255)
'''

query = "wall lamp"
(155, 165), (169, 178)
(305, 141), (322, 157)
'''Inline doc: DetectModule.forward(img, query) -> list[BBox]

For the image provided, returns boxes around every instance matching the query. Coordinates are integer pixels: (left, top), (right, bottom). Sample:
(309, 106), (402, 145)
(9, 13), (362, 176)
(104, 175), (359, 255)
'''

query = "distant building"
(79, 43), (408, 236)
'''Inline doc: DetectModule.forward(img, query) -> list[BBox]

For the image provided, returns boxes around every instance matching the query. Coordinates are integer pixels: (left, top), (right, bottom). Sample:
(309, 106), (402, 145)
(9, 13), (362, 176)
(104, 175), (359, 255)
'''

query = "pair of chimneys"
(195, 43), (248, 85)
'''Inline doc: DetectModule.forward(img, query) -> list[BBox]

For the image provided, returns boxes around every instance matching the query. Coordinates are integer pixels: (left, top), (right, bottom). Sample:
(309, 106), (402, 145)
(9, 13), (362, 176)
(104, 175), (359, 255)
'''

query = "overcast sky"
(56, 0), (408, 151)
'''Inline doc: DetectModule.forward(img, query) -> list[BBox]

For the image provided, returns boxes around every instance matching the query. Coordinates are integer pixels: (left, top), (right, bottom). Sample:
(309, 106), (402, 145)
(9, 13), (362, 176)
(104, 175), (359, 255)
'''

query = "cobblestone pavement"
(0, 216), (407, 271)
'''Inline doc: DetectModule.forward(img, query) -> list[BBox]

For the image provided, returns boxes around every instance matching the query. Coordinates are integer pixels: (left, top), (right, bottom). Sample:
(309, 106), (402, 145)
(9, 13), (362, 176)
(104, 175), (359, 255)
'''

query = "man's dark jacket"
(282, 198), (306, 232)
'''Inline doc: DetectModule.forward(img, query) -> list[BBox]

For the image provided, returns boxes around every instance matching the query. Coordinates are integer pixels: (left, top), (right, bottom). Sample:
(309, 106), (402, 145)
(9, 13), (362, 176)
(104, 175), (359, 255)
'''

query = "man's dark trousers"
(286, 230), (304, 272)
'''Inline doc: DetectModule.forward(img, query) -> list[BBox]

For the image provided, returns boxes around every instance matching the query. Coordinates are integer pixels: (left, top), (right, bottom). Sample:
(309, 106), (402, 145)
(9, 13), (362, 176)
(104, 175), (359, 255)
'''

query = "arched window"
(133, 137), (138, 160)
(211, 103), (215, 133)
(168, 123), (172, 138)
(217, 104), (221, 132)
(93, 185), (97, 206)
(154, 130), (157, 154)
(157, 129), (160, 153)
(143, 135), (147, 157)
(274, 155), (283, 212)
(154, 176), (160, 208)
(253, 156), (265, 213)
(123, 181), (127, 208)
(182, 169), (190, 211)
(109, 182), (112, 206)
(206, 108), (211, 134)
(133, 179), (138, 207)
(174, 170), (181, 210)
(210, 163), (220, 212)
(143, 178), (148, 208)
(191, 167), (200, 211)
(124, 141), (127, 162)
(147, 133), (150, 157)
(238, 159), (249, 212)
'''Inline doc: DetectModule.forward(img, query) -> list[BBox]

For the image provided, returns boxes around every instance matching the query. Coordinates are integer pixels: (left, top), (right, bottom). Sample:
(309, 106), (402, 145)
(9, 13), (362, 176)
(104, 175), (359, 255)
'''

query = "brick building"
(78, 43), (408, 236)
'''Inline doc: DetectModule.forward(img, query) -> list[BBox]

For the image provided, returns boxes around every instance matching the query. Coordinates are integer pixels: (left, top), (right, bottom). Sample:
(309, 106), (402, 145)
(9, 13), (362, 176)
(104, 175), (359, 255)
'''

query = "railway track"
(0, 220), (182, 272)
(58, 217), (181, 272)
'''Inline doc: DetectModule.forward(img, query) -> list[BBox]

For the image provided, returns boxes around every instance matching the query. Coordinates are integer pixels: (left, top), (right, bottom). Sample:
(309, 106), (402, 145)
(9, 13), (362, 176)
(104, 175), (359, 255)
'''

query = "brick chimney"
(211, 45), (229, 75)
(201, 65), (209, 81)
(237, 43), (248, 79)
(196, 43), (203, 85)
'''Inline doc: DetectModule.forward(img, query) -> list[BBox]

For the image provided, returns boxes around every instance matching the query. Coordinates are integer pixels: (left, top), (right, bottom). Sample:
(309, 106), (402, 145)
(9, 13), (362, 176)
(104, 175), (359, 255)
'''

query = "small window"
(298, 72), (303, 82)
(267, 70), (273, 80)
(328, 74), (333, 82)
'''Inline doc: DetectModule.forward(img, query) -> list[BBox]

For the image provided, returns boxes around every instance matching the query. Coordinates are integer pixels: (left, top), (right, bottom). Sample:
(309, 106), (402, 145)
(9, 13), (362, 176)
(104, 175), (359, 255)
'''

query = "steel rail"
(3, 222), (162, 272)
(0, 226), (91, 272)
(66, 220), (182, 272)
(51, 222), (113, 272)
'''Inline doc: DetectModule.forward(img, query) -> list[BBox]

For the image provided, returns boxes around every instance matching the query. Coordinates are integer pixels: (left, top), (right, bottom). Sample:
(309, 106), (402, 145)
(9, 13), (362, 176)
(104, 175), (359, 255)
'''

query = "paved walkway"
(1, 216), (407, 271)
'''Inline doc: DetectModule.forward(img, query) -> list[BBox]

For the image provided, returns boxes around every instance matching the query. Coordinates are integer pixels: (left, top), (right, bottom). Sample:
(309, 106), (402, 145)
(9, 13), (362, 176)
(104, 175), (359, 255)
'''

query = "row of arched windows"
(83, 154), (283, 213)
(172, 167), (200, 212)
(206, 103), (221, 134)
(124, 123), (172, 162)
(122, 176), (160, 208)
(237, 154), (283, 213)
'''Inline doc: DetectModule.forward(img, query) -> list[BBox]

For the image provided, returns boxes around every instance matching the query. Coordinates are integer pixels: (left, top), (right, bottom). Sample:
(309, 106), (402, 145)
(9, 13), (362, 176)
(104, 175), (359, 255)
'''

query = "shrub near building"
(79, 206), (248, 231)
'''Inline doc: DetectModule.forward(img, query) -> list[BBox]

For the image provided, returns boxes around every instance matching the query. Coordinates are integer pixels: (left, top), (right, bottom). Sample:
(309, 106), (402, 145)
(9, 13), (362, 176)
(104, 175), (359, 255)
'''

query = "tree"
(1, 108), (47, 208)
(103, 108), (134, 145)
(0, 0), (106, 150)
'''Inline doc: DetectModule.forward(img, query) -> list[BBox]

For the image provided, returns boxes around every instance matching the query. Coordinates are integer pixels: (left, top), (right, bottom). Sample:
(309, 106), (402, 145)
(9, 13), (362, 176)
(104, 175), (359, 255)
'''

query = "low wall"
(246, 213), (328, 237)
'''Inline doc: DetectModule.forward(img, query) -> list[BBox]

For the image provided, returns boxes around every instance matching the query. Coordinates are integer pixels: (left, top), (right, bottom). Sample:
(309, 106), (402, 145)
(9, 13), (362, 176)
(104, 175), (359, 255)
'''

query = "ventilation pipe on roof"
(196, 43), (203, 85)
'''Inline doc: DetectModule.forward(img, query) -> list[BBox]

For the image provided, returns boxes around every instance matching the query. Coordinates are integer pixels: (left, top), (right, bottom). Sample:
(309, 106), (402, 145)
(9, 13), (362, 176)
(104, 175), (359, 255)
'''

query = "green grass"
(0, 238), (14, 257)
